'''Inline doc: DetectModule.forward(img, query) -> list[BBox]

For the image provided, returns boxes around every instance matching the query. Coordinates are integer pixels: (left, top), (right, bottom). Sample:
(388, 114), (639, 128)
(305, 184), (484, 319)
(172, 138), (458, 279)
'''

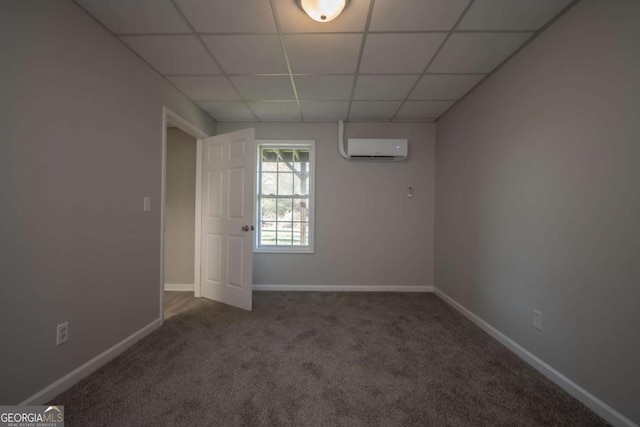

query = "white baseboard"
(164, 283), (194, 292)
(19, 318), (162, 406)
(433, 288), (637, 427)
(253, 284), (434, 292)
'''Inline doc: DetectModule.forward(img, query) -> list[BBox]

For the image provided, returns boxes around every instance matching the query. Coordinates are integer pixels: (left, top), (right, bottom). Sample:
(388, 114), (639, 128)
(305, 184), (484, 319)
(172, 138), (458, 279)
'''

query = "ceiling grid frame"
(345, 0), (377, 122)
(390, 0), (476, 121)
(73, 0), (580, 122)
(169, 0), (260, 121)
(267, 0), (304, 121)
(434, 0), (582, 121)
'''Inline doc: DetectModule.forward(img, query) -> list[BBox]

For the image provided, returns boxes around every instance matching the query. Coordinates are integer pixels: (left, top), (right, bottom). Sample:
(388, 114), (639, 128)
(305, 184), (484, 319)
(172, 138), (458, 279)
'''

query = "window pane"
(278, 173), (294, 196)
(294, 149), (309, 165)
(293, 148), (309, 173)
(294, 173), (309, 195)
(277, 222), (292, 231)
(293, 222), (308, 246)
(277, 198), (293, 221)
(277, 222), (292, 245)
(260, 198), (276, 220)
(277, 150), (294, 172)
(293, 161), (309, 173)
(261, 148), (278, 171)
(262, 161), (277, 172)
(293, 199), (309, 221)
(260, 222), (276, 246)
(261, 173), (277, 195)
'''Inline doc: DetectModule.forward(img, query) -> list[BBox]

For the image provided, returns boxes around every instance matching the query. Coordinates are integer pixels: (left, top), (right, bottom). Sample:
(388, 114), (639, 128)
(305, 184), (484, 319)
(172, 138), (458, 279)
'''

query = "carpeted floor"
(54, 292), (607, 426)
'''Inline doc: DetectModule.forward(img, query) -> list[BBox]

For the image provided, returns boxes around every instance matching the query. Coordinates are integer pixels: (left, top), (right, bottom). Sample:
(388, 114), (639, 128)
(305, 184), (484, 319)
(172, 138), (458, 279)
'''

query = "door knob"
(242, 225), (255, 232)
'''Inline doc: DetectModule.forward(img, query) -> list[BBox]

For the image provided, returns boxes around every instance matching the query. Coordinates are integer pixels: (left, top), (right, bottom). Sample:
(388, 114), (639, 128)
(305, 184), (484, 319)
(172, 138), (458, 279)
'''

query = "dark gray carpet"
(54, 292), (607, 426)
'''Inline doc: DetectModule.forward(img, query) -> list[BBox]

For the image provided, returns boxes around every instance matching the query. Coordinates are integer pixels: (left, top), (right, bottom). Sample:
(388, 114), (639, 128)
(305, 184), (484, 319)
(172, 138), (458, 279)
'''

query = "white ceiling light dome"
(298, 0), (350, 23)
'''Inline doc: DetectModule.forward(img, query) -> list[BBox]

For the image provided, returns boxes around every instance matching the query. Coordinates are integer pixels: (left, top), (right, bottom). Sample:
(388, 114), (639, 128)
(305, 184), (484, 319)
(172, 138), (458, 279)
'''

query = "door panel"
(229, 140), (246, 157)
(206, 235), (222, 283)
(227, 236), (244, 288)
(208, 171), (223, 217)
(229, 168), (245, 218)
(200, 128), (255, 310)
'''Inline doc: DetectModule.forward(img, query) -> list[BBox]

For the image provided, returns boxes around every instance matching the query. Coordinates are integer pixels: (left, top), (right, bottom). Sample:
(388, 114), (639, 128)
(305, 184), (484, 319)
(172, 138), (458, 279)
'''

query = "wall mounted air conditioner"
(346, 138), (408, 161)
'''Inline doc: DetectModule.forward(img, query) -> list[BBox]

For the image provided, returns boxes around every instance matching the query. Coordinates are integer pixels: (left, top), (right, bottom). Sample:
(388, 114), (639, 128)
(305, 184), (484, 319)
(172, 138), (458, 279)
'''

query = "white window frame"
(254, 140), (316, 254)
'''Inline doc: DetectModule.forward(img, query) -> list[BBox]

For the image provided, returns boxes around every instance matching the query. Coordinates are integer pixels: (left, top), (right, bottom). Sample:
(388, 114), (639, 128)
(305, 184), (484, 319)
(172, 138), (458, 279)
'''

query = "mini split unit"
(346, 138), (408, 161)
(338, 121), (408, 161)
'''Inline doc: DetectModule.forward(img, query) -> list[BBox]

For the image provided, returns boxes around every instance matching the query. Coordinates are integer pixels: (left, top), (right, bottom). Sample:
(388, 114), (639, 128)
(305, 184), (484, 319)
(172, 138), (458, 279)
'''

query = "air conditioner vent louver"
(346, 138), (408, 161)
(349, 155), (395, 159)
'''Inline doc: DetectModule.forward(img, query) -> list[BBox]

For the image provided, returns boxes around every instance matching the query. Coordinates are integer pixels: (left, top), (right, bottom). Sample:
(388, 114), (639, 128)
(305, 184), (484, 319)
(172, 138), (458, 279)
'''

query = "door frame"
(160, 107), (210, 321)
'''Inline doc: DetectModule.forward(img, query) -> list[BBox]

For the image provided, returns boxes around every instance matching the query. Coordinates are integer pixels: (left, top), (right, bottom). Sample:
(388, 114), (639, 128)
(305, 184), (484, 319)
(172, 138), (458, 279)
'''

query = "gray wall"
(218, 122), (435, 289)
(0, 1), (215, 403)
(435, 0), (640, 424)
(165, 128), (197, 285)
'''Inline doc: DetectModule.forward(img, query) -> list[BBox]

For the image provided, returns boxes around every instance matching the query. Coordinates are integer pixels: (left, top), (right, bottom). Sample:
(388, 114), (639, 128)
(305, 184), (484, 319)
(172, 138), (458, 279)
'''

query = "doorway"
(161, 108), (208, 321)
(160, 108), (256, 320)
(164, 126), (198, 318)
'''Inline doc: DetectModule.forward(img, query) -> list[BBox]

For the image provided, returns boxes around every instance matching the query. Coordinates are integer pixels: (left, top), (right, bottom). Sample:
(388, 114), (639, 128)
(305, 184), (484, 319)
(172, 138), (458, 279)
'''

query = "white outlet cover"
(143, 196), (151, 212)
(532, 310), (543, 331)
(56, 322), (69, 345)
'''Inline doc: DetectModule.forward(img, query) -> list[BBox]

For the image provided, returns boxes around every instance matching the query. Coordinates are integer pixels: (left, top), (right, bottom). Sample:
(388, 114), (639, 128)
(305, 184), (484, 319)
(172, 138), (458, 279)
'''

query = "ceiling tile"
(249, 102), (301, 120)
(175, 0), (277, 33)
(120, 35), (221, 74)
(353, 75), (419, 100)
(167, 76), (240, 101)
(370, 0), (470, 31)
(349, 101), (402, 120)
(409, 74), (485, 100)
(300, 102), (350, 120)
(76, 0), (190, 34)
(202, 35), (287, 74)
(458, 0), (573, 31)
(197, 101), (256, 120)
(359, 33), (446, 74)
(273, 0), (371, 33)
(295, 76), (354, 101)
(428, 33), (531, 73)
(230, 76), (295, 100)
(396, 101), (455, 119)
(284, 34), (362, 74)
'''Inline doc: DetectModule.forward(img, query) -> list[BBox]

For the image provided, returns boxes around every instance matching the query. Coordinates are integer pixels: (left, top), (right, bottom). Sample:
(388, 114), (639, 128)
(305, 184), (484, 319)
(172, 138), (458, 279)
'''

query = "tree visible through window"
(256, 141), (315, 253)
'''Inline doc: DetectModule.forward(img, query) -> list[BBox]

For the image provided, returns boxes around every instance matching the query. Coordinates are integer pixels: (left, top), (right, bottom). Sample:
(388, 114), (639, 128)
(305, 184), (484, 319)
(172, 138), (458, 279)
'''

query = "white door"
(200, 129), (255, 311)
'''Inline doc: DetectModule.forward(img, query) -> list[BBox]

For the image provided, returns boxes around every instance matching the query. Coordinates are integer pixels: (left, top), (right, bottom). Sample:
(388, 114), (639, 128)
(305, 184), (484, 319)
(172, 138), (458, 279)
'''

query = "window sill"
(254, 247), (315, 254)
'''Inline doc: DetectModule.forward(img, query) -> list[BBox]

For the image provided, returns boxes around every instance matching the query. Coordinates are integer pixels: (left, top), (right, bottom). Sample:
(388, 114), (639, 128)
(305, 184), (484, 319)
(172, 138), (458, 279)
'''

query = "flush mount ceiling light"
(297, 0), (350, 23)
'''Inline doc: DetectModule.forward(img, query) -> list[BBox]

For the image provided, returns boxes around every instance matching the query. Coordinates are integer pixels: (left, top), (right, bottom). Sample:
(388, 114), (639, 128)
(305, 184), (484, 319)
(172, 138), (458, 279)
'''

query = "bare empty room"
(1, 1), (638, 426)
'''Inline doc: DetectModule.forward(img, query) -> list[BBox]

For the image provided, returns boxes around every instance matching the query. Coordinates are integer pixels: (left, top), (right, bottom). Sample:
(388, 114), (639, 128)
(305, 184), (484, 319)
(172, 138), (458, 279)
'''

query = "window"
(255, 141), (315, 253)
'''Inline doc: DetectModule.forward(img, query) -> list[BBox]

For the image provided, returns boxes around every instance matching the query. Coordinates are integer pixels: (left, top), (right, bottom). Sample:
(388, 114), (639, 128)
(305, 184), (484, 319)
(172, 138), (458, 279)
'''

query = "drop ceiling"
(75, 0), (574, 122)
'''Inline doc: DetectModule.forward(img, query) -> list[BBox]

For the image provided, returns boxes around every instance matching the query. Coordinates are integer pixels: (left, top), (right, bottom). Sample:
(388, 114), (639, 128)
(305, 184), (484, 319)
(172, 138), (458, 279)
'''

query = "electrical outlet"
(56, 322), (68, 345)
(532, 310), (543, 331)
(143, 197), (151, 212)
